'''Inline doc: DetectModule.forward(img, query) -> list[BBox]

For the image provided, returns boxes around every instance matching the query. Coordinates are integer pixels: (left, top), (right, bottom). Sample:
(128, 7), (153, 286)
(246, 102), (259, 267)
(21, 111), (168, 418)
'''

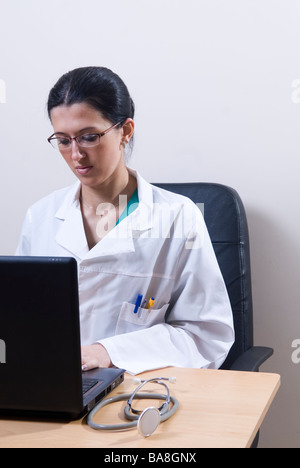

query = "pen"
(133, 294), (143, 314)
(138, 300), (147, 318)
(147, 297), (155, 309)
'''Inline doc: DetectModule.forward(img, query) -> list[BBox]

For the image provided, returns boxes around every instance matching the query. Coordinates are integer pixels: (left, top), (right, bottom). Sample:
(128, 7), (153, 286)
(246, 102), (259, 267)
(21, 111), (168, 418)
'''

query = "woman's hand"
(81, 344), (112, 371)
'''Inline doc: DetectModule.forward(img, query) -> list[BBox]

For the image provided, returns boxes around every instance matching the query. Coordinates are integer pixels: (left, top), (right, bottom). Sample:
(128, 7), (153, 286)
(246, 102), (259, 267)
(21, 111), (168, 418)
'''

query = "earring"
(121, 140), (127, 149)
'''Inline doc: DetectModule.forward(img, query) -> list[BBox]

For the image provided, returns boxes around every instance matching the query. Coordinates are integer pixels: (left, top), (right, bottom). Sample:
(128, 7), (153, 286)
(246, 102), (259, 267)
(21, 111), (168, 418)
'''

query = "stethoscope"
(87, 377), (179, 437)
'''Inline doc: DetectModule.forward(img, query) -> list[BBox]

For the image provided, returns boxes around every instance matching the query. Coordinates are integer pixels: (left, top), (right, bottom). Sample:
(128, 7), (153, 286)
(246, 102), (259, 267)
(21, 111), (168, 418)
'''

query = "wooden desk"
(0, 368), (280, 448)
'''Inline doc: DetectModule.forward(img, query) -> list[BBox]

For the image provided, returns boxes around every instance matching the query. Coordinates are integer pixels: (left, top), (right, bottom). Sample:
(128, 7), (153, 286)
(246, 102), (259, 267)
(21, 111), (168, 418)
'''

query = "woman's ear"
(121, 118), (135, 144)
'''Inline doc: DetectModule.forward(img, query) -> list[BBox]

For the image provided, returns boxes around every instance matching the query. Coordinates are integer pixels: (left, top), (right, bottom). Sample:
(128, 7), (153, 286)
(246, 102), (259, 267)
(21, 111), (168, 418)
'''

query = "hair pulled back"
(47, 66), (135, 126)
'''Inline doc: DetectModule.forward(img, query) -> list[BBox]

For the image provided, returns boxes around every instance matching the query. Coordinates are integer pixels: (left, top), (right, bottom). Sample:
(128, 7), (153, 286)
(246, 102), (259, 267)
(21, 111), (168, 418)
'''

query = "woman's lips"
(75, 166), (93, 175)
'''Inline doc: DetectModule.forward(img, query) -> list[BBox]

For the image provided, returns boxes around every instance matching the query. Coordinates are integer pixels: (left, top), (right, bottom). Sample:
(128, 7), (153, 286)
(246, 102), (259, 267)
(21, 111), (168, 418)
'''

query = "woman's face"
(50, 102), (132, 189)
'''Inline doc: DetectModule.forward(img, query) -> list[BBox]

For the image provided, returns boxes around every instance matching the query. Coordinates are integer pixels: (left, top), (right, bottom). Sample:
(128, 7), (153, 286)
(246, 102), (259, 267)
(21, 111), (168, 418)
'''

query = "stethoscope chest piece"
(137, 406), (160, 437)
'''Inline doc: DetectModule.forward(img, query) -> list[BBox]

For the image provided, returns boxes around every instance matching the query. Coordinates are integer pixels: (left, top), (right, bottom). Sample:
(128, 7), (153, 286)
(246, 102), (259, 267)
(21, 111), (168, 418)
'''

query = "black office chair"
(154, 181), (274, 370)
(154, 182), (273, 447)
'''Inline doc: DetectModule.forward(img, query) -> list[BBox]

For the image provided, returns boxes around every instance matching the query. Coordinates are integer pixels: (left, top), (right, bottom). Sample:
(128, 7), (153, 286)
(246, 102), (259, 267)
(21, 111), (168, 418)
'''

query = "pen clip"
(133, 294), (143, 314)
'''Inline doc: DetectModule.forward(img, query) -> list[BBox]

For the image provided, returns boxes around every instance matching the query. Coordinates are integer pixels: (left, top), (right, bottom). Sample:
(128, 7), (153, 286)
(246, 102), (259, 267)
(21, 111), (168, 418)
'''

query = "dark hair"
(47, 66), (135, 125)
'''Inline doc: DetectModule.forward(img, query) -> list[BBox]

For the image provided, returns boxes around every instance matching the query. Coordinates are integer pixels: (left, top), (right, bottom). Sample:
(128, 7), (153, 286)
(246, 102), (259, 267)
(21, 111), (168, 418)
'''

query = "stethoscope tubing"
(127, 379), (170, 415)
(87, 392), (179, 431)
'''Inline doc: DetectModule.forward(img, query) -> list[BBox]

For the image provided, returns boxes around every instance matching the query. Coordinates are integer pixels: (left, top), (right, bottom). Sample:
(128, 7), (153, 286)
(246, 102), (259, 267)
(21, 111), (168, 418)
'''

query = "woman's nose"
(70, 140), (86, 161)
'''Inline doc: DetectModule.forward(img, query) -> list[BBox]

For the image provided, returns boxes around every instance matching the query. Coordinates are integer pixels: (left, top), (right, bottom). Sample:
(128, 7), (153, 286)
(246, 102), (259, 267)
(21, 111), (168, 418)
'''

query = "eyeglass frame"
(47, 121), (122, 151)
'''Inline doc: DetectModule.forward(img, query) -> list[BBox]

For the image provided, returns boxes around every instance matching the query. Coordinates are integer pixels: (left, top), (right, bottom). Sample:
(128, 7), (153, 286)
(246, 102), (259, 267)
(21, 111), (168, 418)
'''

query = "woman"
(16, 66), (234, 374)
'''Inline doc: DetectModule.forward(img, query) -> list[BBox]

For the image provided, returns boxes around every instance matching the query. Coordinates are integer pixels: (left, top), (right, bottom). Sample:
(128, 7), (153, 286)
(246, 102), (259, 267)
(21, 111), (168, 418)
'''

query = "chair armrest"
(229, 346), (273, 372)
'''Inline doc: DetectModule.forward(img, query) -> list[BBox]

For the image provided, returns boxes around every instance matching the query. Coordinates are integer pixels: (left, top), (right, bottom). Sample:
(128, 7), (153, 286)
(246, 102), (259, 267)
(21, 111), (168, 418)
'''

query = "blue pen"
(133, 294), (143, 314)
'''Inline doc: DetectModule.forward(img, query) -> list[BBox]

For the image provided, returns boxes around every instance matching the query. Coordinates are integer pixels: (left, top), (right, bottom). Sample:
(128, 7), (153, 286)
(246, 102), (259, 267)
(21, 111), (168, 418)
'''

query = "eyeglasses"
(47, 121), (121, 151)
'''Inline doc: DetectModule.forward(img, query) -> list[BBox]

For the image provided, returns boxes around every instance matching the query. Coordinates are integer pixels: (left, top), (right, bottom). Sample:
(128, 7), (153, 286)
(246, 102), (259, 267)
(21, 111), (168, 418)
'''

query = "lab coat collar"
(127, 169), (153, 232)
(54, 171), (154, 260)
(55, 182), (89, 259)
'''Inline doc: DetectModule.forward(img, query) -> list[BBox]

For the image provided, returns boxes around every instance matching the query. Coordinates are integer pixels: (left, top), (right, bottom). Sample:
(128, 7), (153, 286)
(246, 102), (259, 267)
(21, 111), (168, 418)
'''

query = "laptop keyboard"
(82, 378), (99, 395)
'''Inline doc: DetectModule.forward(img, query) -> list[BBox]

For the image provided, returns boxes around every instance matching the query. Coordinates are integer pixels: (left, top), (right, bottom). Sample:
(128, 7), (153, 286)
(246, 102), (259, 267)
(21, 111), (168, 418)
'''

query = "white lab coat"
(16, 170), (234, 374)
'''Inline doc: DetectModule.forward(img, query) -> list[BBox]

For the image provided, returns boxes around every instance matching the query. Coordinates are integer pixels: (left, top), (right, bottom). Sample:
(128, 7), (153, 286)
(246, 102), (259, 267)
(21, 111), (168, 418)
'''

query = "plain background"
(1, 0), (300, 447)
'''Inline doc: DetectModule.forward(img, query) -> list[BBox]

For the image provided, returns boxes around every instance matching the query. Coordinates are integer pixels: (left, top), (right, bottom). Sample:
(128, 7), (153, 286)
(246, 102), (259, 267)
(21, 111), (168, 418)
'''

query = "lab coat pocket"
(115, 302), (169, 335)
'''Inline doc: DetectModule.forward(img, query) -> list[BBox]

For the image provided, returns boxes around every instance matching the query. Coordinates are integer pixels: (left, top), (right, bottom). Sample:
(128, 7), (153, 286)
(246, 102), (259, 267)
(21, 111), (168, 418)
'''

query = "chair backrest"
(154, 182), (253, 369)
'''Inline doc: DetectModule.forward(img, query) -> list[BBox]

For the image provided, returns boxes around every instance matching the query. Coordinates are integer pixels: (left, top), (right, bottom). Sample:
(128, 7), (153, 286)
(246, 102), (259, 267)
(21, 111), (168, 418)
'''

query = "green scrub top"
(116, 188), (139, 226)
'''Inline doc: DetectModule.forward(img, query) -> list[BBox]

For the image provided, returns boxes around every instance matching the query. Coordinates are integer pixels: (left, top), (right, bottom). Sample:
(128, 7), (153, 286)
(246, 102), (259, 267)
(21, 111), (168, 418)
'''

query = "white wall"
(1, 0), (300, 447)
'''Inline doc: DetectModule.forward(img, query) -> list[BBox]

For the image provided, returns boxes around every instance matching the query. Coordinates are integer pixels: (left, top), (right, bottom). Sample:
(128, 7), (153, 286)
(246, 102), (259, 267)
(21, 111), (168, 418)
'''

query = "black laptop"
(0, 256), (124, 419)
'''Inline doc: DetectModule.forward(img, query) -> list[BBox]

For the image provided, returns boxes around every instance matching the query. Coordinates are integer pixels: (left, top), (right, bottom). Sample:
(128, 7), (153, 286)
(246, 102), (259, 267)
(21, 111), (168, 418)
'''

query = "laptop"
(0, 256), (124, 419)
